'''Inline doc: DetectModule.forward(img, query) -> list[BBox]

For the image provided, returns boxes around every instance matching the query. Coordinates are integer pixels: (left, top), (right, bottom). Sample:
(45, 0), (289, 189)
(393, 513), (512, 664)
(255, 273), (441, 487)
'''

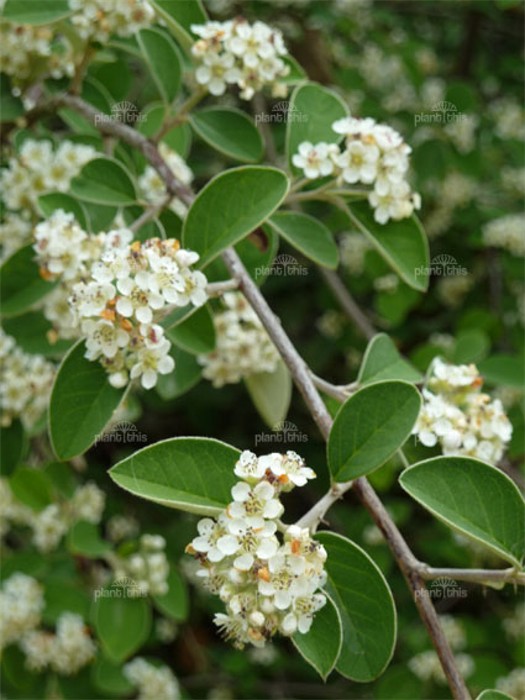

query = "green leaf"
(315, 532), (397, 682)
(9, 466), (53, 511)
(38, 193), (89, 230)
(479, 354), (525, 388)
(190, 107), (263, 163)
(328, 380), (421, 481)
(3, 311), (73, 357)
(286, 82), (349, 170)
(2, 0), (71, 24)
(267, 211), (339, 269)
(399, 457), (525, 568)
(476, 691), (514, 700)
(150, 0), (207, 54)
(0, 74), (23, 121)
(138, 103), (192, 158)
(167, 304), (215, 355)
(137, 27), (182, 104)
(346, 202), (429, 292)
(109, 437), (240, 516)
(156, 345), (201, 400)
(0, 245), (55, 317)
(452, 329), (490, 364)
(92, 592), (151, 663)
(292, 593), (343, 681)
(68, 521), (111, 558)
(49, 341), (126, 461)
(183, 166), (289, 268)
(0, 421), (26, 476)
(92, 656), (134, 697)
(152, 567), (189, 621)
(43, 583), (90, 624)
(244, 359), (292, 429)
(71, 157), (137, 206)
(358, 334), (422, 385)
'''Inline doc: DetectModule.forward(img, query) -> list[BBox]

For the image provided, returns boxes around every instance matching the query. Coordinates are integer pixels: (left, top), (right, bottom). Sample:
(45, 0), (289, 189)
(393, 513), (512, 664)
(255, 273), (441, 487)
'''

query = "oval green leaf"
(137, 27), (181, 104)
(0, 245), (55, 317)
(2, 0), (71, 24)
(71, 157), (137, 205)
(286, 82), (349, 170)
(244, 359), (292, 429)
(92, 592), (151, 663)
(345, 201), (429, 292)
(9, 466), (53, 511)
(167, 304), (215, 355)
(476, 691), (514, 700)
(267, 211), (339, 269)
(109, 437), (240, 516)
(190, 107), (264, 163)
(399, 457), (525, 568)
(358, 334), (422, 385)
(292, 593), (343, 681)
(328, 380), (421, 482)
(182, 166), (289, 268)
(315, 532), (397, 682)
(0, 421), (26, 476)
(3, 311), (73, 357)
(68, 521), (111, 558)
(49, 341), (126, 461)
(38, 193), (89, 230)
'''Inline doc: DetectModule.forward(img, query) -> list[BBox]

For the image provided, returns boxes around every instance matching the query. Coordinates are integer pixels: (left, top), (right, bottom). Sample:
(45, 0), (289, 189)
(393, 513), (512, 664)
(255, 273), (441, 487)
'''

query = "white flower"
(292, 141), (340, 179)
(116, 275), (165, 324)
(82, 319), (130, 360)
(124, 657), (181, 700)
(129, 328), (175, 389)
(337, 139), (379, 184)
(229, 481), (284, 525)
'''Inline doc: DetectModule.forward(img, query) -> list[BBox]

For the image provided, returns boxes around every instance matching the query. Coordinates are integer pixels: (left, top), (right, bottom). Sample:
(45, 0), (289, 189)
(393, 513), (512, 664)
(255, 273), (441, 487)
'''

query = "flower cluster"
(409, 615), (474, 685)
(191, 19), (290, 100)
(339, 231), (372, 275)
(483, 213), (525, 257)
(124, 657), (181, 700)
(496, 668), (525, 699)
(21, 612), (96, 675)
(34, 210), (208, 388)
(0, 330), (55, 429)
(0, 139), (96, 214)
(0, 477), (105, 553)
(413, 358), (513, 464)
(0, 18), (74, 86)
(186, 450), (326, 649)
(199, 292), (279, 387)
(112, 534), (170, 596)
(68, 0), (155, 42)
(0, 573), (44, 650)
(292, 116), (421, 224)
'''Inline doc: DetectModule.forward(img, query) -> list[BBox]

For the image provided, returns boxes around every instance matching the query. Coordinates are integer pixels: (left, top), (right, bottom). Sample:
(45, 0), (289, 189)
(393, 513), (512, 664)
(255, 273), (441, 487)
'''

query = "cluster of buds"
(0, 330), (55, 429)
(483, 213), (525, 257)
(112, 534), (170, 596)
(20, 612), (96, 675)
(292, 116), (421, 224)
(124, 657), (181, 700)
(0, 478), (105, 553)
(186, 450), (327, 649)
(68, 0), (155, 42)
(34, 210), (208, 389)
(0, 573), (44, 650)
(198, 292), (279, 387)
(413, 358), (513, 464)
(191, 19), (290, 100)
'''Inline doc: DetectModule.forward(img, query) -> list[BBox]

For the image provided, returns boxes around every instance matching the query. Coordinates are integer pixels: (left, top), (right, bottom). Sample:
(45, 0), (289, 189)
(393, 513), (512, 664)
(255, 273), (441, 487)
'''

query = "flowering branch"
(48, 92), (471, 700)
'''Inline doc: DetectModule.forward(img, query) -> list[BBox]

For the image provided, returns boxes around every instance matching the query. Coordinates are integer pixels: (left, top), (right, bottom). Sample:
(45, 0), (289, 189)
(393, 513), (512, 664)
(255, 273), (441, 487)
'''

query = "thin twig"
(129, 194), (173, 233)
(310, 372), (356, 402)
(205, 280), (239, 297)
(318, 267), (376, 340)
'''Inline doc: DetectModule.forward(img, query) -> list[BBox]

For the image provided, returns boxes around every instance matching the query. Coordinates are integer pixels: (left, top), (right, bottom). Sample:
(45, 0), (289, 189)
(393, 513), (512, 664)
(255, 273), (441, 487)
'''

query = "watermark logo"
(94, 421), (148, 446)
(255, 101), (308, 126)
(415, 254), (468, 279)
(94, 577), (147, 601)
(415, 577), (467, 601)
(255, 254), (308, 280)
(94, 101), (146, 126)
(414, 101), (467, 127)
(255, 420), (308, 447)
